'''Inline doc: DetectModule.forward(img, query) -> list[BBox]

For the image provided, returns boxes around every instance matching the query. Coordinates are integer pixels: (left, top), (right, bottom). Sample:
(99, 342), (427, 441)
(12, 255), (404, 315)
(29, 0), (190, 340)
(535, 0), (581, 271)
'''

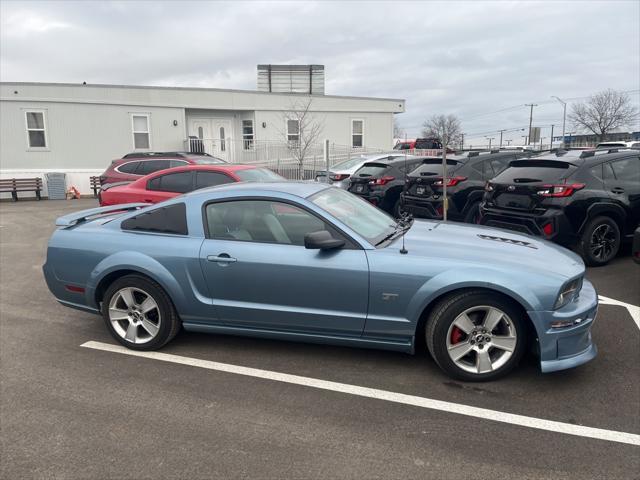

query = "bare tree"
(280, 99), (324, 179)
(422, 114), (462, 221)
(568, 89), (638, 141)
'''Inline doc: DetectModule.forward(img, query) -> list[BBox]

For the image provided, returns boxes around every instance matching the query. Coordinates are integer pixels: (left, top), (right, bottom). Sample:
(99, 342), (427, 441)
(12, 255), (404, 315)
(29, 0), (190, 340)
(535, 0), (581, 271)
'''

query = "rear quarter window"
(493, 160), (578, 184)
(117, 162), (140, 174)
(121, 203), (188, 235)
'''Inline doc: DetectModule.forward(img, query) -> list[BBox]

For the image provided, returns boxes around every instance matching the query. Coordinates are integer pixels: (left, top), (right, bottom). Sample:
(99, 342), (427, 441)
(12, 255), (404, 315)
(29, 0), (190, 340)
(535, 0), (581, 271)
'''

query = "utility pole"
(460, 133), (464, 151)
(549, 125), (554, 150)
(521, 135), (528, 145)
(505, 139), (512, 146)
(485, 137), (495, 150)
(498, 129), (507, 149)
(551, 96), (567, 146)
(525, 104), (537, 145)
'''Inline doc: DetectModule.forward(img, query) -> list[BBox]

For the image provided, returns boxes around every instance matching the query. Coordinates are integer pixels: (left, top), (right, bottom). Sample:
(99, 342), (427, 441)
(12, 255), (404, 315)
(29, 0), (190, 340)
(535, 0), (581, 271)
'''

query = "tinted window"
(608, 157), (640, 181)
(590, 164), (603, 180)
(488, 157), (510, 175)
(137, 160), (173, 175)
(354, 163), (389, 178)
(192, 157), (227, 165)
(410, 159), (460, 177)
(397, 159), (423, 173)
(493, 160), (577, 183)
(148, 171), (193, 193)
(170, 160), (188, 168)
(415, 139), (442, 149)
(603, 163), (616, 181)
(122, 203), (188, 235)
(205, 200), (329, 246)
(235, 168), (285, 182)
(118, 161), (140, 174)
(195, 171), (234, 189)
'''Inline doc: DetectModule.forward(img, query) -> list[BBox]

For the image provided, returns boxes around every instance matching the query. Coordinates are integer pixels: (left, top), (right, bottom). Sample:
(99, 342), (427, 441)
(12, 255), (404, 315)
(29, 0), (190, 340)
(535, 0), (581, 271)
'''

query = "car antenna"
(400, 132), (409, 254)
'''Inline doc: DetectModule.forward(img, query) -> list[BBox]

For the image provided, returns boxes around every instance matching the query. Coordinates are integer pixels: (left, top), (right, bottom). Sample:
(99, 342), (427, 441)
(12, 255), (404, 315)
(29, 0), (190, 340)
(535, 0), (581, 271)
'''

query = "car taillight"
(369, 176), (395, 186)
(537, 183), (585, 197)
(330, 173), (350, 181)
(433, 176), (467, 187)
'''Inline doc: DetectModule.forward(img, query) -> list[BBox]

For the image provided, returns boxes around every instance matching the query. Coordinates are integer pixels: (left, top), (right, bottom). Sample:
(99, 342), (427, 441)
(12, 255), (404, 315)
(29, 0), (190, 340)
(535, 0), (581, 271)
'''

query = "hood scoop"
(477, 234), (538, 249)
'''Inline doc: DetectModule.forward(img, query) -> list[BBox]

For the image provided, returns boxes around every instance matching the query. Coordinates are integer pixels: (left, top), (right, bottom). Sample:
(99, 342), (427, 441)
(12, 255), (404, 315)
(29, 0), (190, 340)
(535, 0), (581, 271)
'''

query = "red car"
(99, 151), (227, 185)
(99, 164), (284, 206)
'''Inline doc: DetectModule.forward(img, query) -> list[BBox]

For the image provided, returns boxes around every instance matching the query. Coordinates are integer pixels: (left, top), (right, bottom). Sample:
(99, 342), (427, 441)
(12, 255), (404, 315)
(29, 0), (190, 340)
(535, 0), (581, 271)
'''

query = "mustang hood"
(400, 219), (584, 279)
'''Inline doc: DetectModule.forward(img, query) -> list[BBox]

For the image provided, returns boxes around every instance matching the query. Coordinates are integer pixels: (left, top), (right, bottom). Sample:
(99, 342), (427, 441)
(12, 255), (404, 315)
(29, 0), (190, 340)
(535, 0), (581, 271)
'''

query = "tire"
(425, 290), (527, 382)
(463, 202), (481, 224)
(577, 216), (621, 267)
(392, 198), (404, 218)
(101, 274), (181, 350)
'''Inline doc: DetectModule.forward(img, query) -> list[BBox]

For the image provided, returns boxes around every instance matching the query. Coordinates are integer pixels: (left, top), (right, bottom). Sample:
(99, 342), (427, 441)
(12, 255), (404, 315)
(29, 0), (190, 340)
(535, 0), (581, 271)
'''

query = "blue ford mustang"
(43, 182), (598, 381)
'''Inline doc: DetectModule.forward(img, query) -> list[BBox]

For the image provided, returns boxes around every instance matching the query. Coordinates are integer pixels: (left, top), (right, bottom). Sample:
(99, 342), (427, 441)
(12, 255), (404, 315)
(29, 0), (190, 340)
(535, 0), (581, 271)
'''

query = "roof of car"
(515, 148), (638, 167)
(188, 181), (330, 199)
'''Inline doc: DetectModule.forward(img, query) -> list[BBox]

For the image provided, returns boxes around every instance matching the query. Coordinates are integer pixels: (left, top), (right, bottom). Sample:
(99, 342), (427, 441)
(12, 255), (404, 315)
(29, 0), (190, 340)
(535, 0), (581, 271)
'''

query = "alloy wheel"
(446, 306), (517, 374)
(108, 287), (161, 344)
(590, 224), (617, 262)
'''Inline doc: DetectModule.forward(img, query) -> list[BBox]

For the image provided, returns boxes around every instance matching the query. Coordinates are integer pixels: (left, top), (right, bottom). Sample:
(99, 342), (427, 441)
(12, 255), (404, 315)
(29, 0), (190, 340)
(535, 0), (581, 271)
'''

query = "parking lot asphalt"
(1, 199), (638, 479)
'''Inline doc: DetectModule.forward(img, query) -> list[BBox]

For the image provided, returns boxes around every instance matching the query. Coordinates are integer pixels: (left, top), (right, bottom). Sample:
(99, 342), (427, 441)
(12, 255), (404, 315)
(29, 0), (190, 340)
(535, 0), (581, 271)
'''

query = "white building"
(0, 81), (404, 196)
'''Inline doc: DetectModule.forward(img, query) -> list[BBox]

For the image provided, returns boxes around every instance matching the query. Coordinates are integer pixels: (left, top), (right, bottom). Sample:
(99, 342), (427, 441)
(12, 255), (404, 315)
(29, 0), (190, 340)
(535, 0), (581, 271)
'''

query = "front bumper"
(528, 279), (598, 373)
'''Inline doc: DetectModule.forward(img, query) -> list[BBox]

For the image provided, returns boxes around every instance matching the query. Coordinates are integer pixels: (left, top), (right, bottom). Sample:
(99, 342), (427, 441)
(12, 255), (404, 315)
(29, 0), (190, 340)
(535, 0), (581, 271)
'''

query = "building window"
(220, 127), (226, 152)
(131, 114), (151, 149)
(242, 120), (254, 150)
(351, 119), (364, 148)
(25, 111), (47, 148)
(287, 119), (300, 144)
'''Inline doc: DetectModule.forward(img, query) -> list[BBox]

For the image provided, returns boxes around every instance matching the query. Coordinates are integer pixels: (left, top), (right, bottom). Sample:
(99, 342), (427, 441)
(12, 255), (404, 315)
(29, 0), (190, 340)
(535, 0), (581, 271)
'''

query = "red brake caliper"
(450, 326), (464, 344)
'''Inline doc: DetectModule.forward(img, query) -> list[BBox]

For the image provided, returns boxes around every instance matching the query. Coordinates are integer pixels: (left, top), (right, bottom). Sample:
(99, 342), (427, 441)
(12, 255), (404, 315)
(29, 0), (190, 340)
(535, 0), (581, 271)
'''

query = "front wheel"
(101, 274), (181, 350)
(425, 290), (527, 381)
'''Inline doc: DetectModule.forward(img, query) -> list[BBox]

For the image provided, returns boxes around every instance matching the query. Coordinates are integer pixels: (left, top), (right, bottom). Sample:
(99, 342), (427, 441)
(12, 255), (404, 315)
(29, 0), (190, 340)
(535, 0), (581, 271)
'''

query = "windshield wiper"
(375, 214), (414, 246)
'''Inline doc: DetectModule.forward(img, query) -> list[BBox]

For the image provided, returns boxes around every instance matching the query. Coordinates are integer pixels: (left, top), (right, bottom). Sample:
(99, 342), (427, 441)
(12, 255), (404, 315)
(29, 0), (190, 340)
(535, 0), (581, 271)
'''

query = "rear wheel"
(463, 202), (481, 224)
(577, 216), (621, 267)
(101, 274), (181, 350)
(425, 290), (527, 381)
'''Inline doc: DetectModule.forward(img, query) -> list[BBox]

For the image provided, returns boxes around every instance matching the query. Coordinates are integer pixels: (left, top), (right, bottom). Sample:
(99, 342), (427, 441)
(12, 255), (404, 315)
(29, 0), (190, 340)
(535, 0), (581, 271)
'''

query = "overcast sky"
(2, 0), (639, 145)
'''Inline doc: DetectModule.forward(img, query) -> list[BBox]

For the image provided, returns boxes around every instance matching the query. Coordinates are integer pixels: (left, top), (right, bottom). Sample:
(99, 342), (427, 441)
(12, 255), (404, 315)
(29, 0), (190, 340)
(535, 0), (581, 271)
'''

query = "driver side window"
(205, 200), (340, 246)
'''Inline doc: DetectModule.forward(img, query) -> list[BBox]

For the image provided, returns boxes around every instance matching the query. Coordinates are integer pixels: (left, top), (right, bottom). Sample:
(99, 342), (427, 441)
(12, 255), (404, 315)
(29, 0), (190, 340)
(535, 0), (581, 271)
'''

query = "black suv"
(401, 150), (526, 223)
(480, 148), (640, 266)
(348, 156), (426, 216)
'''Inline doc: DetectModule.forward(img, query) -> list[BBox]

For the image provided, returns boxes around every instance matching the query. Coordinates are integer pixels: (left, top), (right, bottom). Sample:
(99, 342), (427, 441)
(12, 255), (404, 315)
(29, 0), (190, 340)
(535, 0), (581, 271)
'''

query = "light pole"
(485, 137), (495, 150)
(521, 135), (528, 145)
(539, 137), (546, 151)
(550, 125), (554, 150)
(525, 104), (537, 145)
(551, 96), (567, 146)
(498, 129), (507, 149)
(505, 139), (512, 146)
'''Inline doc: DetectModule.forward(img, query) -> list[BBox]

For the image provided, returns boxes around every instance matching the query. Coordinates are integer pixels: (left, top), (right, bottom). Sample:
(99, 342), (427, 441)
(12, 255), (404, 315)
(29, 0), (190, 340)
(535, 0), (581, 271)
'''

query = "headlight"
(554, 277), (583, 310)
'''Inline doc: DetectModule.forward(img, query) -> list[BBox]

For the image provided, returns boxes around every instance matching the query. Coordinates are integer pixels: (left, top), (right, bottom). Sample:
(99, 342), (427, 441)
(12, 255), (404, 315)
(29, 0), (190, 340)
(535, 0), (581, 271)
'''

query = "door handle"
(611, 187), (625, 194)
(207, 254), (237, 263)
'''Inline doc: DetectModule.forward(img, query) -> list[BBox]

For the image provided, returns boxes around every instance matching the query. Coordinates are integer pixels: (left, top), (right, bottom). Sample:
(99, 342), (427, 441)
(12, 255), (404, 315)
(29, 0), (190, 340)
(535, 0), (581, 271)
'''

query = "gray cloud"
(2, 0), (638, 144)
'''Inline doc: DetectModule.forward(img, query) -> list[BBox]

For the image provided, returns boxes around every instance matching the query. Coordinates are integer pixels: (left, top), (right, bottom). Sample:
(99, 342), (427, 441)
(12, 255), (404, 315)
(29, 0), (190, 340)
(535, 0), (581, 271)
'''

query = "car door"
(198, 198), (369, 336)
(604, 155), (640, 232)
(144, 171), (195, 203)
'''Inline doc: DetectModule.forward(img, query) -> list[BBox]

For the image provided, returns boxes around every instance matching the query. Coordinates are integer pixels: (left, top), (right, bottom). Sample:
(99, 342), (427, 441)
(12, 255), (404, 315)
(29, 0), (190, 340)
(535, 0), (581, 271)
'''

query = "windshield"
(310, 188), (395, 244)
(192, 157), (227, 165)
(235, 168), (285, 182)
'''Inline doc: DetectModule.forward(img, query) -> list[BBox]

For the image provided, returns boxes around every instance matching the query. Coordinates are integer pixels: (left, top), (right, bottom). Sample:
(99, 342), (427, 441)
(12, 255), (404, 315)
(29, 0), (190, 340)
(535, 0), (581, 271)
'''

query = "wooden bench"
(0, 177), (43, 201)
(90, 176), (101, 198)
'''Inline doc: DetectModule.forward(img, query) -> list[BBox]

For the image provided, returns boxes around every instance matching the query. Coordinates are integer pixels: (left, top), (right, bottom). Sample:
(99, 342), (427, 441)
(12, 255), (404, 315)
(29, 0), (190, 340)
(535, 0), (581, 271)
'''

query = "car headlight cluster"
(554, 277), (583, 310)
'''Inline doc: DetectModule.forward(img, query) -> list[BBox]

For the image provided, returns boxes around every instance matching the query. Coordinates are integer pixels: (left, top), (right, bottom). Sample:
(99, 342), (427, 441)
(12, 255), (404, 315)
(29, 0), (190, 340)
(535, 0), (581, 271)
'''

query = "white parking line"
(599, 295), (640, 331)
(81, 340), (640, 447)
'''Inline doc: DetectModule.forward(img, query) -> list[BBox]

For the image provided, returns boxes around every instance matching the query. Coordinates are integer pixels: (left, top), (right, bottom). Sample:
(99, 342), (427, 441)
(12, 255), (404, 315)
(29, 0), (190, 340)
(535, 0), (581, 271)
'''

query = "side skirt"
(182, 322), (415, 354)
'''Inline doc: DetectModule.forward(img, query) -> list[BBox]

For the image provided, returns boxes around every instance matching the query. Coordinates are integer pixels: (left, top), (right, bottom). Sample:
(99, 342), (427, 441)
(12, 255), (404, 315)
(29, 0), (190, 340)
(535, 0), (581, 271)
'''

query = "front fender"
(405, 267), (552, 326)
(85, 251), (188, 311)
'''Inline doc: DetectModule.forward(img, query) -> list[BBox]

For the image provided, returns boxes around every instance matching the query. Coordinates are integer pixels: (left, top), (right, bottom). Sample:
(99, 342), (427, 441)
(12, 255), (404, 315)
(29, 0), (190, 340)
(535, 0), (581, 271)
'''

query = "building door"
(189, 119), (232, 161)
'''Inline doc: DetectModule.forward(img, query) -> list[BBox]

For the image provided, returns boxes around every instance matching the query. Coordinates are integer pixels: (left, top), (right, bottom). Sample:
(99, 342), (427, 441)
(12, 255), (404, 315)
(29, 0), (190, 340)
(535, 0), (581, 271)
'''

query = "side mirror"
(304, 230), (345, 250)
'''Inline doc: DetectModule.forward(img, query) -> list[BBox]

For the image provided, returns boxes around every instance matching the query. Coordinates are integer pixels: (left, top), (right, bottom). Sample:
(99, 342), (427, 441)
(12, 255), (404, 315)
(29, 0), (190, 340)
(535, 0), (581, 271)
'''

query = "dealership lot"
(1, 199), (638, 479)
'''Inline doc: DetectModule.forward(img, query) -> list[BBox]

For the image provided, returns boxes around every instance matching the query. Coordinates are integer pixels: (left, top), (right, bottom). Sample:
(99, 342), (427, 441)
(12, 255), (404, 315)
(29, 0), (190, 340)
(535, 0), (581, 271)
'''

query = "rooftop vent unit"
(257, 64), (325, 95)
